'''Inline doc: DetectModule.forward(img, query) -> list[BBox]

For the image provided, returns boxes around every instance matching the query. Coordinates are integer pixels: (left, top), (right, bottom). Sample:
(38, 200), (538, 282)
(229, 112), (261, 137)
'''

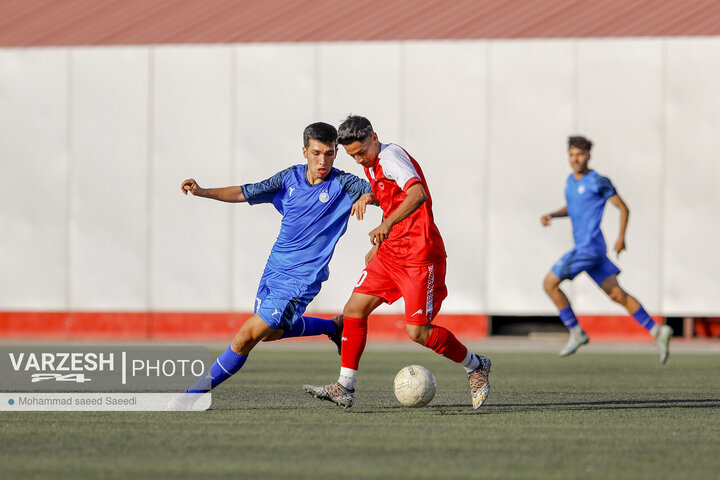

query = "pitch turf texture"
(1, 348), (719, 480)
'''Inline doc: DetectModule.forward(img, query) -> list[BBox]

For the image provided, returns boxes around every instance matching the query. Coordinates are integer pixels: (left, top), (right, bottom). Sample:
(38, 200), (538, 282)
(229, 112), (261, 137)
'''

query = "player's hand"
(181, 178), (201, 196)
(351, 193), (375, 220)
(614, 237), (626, 257)
(369, 221), (391, 245)
(365, 244), (379, 265)
(541, 214), (552, 226)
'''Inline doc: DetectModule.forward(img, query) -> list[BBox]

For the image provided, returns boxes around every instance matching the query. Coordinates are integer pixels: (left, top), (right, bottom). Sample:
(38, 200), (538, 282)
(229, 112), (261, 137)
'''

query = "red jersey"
(365, 144), (446, 266)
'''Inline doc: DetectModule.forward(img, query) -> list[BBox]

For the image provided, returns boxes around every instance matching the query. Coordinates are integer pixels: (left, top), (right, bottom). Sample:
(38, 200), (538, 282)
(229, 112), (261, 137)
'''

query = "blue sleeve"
(333, 169), (372, 203)
(596, 175), (616, 200)
(241, 167), (292, 205)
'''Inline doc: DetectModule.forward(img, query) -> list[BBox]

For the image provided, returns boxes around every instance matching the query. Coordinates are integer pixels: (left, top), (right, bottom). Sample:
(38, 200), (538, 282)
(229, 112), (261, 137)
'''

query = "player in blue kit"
(541, 136), (673, 363)
(168, 122), (374, 409)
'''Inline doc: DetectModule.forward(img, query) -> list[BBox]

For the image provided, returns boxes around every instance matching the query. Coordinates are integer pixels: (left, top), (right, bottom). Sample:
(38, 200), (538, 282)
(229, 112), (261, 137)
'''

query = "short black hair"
(337, 115), (374, 145)
(568, 135), (593, 152)
(303, 122), (337, 148)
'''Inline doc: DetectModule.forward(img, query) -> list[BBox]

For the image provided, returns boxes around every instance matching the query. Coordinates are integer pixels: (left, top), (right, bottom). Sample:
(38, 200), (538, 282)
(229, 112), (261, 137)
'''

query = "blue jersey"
(565, 170), (617, 255)
(241, 164), (371, 284)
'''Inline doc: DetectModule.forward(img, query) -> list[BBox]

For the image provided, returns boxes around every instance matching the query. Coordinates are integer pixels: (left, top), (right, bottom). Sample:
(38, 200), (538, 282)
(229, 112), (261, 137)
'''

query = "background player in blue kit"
(168, 122), (373, 409)
(541, 136), (673, 363)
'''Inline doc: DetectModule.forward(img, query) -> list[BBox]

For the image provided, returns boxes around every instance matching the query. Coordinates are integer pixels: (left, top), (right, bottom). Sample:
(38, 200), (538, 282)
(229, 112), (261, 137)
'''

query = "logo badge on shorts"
(319, 191), (330, 203)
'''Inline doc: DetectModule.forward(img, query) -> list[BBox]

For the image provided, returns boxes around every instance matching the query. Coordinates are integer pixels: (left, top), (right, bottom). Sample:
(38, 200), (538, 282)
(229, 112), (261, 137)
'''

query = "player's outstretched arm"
(369, 182), (427, 245)
(351, 192), (378, 220)
(608, 194), (629, 256)
(181, 178), (246, 203)
(541, 206), (568, 226)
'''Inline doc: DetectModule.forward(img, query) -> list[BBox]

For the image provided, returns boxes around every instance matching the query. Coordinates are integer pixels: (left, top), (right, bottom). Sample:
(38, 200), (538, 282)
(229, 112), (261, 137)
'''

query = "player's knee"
(343, 304), (362, 319)
(608, 287), (626, 304)
(343, 295), (378, 319)
(260, 329), (284, 343)
(405, 324), (430, 344)
(230, 331), (257, 353)
(230, 338), (247, 353)
(406, 330), (425, 344)
(543, 275), (558, 294)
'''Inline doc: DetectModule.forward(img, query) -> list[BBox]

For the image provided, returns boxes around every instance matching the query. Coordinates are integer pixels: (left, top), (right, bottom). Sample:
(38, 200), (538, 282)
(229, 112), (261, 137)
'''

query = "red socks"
(340, 316), (368, 370)
(423, 325), (468, 363)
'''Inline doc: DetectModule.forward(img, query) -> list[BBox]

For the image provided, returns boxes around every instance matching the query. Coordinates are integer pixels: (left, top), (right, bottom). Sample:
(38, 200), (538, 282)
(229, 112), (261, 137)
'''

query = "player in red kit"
(304, 115), (491, 409)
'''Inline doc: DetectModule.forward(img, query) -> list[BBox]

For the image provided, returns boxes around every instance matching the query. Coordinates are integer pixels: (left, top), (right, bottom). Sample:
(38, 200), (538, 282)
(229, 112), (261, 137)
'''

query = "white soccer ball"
(393, 365), (436, 408)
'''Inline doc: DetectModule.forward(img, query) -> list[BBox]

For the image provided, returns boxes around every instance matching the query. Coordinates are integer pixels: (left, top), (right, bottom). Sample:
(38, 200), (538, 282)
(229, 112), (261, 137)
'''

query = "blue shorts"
(551, 249), (620, 285)
(254, 268), (321, 330)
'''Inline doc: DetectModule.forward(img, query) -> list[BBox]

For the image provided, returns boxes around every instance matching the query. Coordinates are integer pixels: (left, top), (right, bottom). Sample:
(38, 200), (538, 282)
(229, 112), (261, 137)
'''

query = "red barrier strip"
(0, 311), (665, 342)
(0, 311), (487, 341)
(579, 315), (662, 342)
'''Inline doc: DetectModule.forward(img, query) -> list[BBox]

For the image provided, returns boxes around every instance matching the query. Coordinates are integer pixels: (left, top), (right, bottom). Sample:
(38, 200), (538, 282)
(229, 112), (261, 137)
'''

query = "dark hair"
(568, 135), (593, 152)
(337, 115), (374, 145)
(303, 122), (337, 148)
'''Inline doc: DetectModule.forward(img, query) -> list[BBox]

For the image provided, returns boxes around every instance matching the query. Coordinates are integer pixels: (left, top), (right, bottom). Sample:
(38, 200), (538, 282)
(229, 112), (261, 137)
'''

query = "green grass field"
(1, 347), (719, 480)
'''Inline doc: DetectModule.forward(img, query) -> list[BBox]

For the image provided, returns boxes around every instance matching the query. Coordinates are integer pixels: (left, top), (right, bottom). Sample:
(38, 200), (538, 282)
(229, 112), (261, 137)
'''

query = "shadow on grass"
(207, 392), (720, 414)
(420, 397), (720, 415)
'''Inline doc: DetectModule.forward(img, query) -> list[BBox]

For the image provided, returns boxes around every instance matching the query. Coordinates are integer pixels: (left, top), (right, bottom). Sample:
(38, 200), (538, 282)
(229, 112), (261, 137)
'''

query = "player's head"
(303, 122), (337, 148)
(568, 135), (593, 152)
(567, 135), (592, 175)
(337, 115), (381, 167)
(302, 122), (338, 183)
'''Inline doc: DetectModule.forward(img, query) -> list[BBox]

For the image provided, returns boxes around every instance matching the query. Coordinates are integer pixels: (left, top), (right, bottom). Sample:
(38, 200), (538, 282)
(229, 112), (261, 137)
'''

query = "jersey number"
(355, 271), (368, 287)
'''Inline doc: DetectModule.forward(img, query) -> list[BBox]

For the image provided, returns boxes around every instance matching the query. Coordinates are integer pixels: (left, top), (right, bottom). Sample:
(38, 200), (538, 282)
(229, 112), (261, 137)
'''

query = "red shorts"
(353, 254), (448, 325)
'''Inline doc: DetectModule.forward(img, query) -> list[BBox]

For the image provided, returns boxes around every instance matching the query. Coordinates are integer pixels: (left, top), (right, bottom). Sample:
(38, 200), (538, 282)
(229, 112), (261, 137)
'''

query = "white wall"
(663, 38), (720, 316)
(69, 47), (150, 310)
(0, 49), (68, 309)
(487, 40), (576, 314)
(1, 38), (719, 316)
(151, 46), (234, 311)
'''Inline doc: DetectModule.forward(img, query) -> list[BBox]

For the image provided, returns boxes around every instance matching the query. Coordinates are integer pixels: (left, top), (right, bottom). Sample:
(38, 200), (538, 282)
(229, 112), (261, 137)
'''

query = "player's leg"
(544, 270), (588, 356)
(338, 292), (385, 387)
(597, 271), (672, 363)
(338, 260), (396, 390)
(194, 314), (275, 390)
(176, 271), (319, 407)
(303, 292), (384, 408)
(275, 314), (343, 354)
(546, 252), (589, 357)
(167, 315), (276, 410)
(277, 315), (341, 339)
(543, 270), (571, 310)
(304, 259), (394, 407)
(402, 262), (491, 409)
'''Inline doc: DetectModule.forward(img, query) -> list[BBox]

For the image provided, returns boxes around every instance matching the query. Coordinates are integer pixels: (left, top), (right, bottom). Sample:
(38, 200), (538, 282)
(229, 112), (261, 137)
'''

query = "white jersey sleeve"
(377, 144), (420, 191)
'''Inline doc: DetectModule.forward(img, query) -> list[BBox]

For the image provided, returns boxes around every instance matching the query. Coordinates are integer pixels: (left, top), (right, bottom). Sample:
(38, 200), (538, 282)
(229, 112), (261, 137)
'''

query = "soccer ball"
(393, 365), (436, 408)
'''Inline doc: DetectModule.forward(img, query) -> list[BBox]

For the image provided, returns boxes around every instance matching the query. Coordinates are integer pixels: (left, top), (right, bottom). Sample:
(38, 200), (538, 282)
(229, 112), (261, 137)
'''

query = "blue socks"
(281, 316), (338, 338)
(558, 306), (579, 329)
(184, 317), (339, 394)
(559, 305), (655, 333)
(186, 346), (247, 393)
(632, 306), (656, 331)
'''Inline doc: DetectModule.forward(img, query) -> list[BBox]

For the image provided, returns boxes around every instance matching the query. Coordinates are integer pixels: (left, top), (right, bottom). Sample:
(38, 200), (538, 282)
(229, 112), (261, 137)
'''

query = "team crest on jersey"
(378, 181), (385, 190)
(578, 185), (586, 194)
(319, 191), (330, 203)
